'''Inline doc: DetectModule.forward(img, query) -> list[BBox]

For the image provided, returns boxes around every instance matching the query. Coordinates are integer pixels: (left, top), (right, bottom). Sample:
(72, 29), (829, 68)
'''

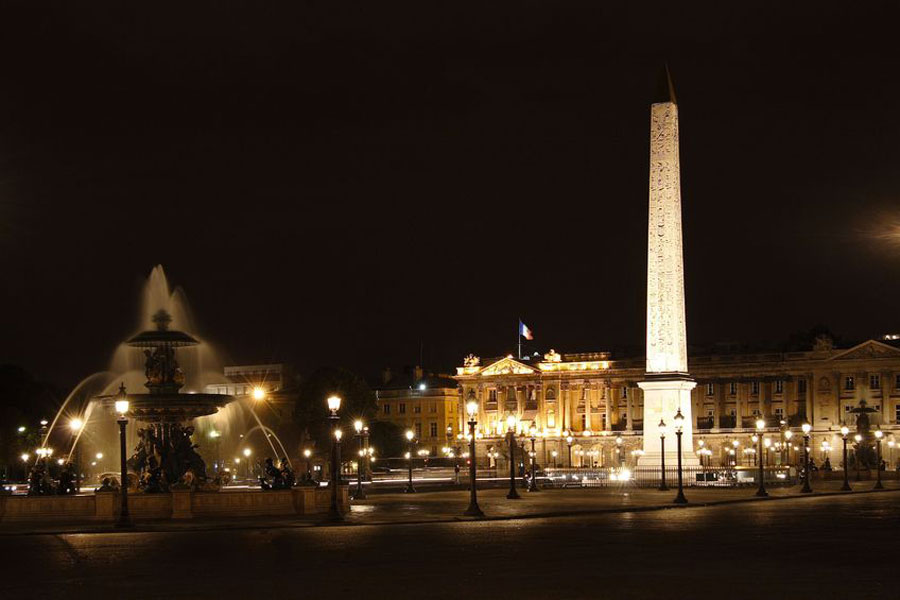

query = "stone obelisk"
(638, 68), (698, 467)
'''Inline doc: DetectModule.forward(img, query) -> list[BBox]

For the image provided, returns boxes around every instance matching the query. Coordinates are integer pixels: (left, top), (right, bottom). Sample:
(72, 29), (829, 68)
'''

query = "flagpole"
(518, 319), (522, 360)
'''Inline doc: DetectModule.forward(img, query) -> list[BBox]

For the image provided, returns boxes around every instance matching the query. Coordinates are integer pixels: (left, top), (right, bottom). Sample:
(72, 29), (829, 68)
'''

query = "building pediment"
(828, 340), (900, 361)
(477, 357), (538, 376)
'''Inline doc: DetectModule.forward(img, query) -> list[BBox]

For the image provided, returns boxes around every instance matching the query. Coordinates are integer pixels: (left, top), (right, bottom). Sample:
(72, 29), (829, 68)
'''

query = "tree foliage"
(293, 367), (376, 456)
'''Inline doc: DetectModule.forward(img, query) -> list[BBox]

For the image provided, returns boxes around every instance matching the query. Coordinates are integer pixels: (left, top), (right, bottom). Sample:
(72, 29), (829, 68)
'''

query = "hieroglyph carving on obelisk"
(646, 99), (688, 375)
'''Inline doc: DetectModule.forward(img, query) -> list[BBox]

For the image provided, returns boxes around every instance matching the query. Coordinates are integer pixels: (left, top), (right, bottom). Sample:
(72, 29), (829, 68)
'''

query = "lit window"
(621, 387), (628, 399)
(729, 382), (737, 396)
(399, 403), (406, 414)
(844, 376), (855, 391)
(870, 374), (881, 390)
(430, 423), (438, 437)
(383, 404), (391, 415)
(706, 383), (715, 396)
(775, 380), (784, 394)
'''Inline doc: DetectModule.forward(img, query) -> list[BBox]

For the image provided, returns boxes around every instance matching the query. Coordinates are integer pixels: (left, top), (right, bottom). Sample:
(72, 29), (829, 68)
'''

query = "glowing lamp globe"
(854, 434), (862, 443)
(69, 418), (84, 432)
(303, 449), (311, 458)
(755, 418), (766, 431)
(405, 430), (414, 441)
(506, 414), (517, 430)
(785, 430), (793, 440)
(115, 399), (129, 416)
(840, 426), (850, 436)
(875, 429), (884, 439)
(327, 395), (342, 413)
(466, 400), (478, 418)
(334, 429), (343, 441)
(801, 423), (812, 434)
(252, 387), (266, 401)
(354, 420), (363, 433)
(243, 448), (252, 457)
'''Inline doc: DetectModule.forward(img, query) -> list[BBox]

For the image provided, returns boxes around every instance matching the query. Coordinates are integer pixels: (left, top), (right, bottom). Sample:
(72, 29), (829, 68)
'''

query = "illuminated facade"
(374, 367), (460, 456)
(454, 339), (900, 468)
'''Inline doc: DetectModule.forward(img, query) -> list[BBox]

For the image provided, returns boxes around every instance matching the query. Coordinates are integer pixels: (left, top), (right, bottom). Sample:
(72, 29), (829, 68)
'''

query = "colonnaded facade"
(453, 337), (900, 469)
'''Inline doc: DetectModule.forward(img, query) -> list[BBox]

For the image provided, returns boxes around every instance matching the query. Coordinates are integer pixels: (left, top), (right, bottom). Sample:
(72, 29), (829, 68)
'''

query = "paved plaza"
(1, 488), (897, 599)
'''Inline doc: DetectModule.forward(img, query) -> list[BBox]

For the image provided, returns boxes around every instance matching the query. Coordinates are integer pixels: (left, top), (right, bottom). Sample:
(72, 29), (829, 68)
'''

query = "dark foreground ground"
(1, 491), (895, 599)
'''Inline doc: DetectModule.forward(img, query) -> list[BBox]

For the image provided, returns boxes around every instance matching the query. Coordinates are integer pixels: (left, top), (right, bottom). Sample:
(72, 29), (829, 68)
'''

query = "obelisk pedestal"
(638, 68), (699, 468)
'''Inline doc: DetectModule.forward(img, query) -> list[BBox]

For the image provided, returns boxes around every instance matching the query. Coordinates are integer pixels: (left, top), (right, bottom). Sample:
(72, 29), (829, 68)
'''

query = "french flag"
(519, 320), (534, 340)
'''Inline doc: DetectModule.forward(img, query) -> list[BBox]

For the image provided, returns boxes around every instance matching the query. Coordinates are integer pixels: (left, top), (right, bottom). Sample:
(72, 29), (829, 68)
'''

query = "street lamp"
(527, 425), (540, 492)
(658, 419), (668, 491)
(840, 426), (852, 491)
(353, 420), (367, 499)
(506, 414), (520, 499)
(252, 386), (266, 401)
(404, 429), (416, 493)
(565, 433), (574, 467)
(784, 429), (793, 467)
(673, 409), (687, 504)
(731, 439), (739, 467)
(463, 400), (484, 517)
(874, 429), (884, 490)
(854, 433), (863, 481)
(615, 435), (624, 466)
(755, 418), (768, 497)
(551, 450), (558, 468)
(114, 384), (131, 527)
(801, 422), (813, 493)
(303, 448), (313, 483)
(327, 394), (343, 521)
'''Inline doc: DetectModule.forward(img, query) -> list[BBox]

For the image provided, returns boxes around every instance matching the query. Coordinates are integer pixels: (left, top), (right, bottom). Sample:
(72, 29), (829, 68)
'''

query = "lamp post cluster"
(327, 395), (343, 522)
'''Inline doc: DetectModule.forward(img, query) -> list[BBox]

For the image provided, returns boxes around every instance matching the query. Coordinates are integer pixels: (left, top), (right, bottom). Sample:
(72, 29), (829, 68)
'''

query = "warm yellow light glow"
(115, 399), (129, 415)
(327, 395), (342, 412)
(252, 387), (266, 401)
(506, 415), (517, 430)
(764, 437), (771, 448)
(404, 451), (411, 459)
(69, 418), (84, 432)
(755, 418), (766, 431)
(840, 426), (850, 436)
(732, 440), (739, 448)
(20, 453), (29, 462)
(354, 420), (363, 433)
(784, 430), (793, 440)
(565, 435), (573, 444)
(801, 423), (812, 434)
(303, 449), (312, 458)
(334, 429), (343, 441)
(875, 429), (884, 439)
(405, 429), (414, 441)
(854, 434), (862, 442)
(466, 400), (478, 417)
(234, 457), (241, 464)
(243, 448), (252, 457)
(96, 453), (103, 460)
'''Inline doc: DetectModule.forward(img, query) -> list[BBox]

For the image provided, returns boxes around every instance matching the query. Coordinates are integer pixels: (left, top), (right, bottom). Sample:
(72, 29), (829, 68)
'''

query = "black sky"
(2, 2), (900, 387)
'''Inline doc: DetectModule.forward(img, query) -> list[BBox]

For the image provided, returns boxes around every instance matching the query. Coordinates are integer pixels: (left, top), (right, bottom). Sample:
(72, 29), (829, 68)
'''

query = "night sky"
(2, 2), (900, 388)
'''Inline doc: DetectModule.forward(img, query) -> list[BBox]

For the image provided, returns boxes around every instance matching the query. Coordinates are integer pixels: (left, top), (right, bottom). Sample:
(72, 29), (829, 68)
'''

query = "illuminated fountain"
(107, 308), (233, 488)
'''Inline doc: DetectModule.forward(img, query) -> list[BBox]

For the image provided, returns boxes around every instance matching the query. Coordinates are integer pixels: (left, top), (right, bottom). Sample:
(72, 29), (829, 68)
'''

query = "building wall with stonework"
(453, 340), (900, 469)
(374, 370), (460, 456)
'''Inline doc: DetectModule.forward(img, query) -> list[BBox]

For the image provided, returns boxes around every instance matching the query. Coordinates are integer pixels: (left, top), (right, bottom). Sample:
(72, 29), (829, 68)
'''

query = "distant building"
(204, 363), (297, 420)
(374, 366), (461, 456)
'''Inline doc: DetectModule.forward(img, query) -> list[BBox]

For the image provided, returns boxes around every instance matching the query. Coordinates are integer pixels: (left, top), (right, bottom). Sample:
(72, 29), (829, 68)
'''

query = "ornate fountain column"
(638, 68), (699, 467)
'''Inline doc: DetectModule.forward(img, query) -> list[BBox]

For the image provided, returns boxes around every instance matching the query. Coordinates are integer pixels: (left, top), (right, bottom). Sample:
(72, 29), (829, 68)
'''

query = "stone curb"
(2, 487), (897, 536)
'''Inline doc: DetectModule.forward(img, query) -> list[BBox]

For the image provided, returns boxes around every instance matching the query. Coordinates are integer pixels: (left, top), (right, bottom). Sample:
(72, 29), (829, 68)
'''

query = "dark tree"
(368, 420), (404, 459)
(294, 367), (377, 455)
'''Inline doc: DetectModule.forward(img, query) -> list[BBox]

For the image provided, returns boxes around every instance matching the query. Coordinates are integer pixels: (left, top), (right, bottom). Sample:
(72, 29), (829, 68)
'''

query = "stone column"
(735, 382), (745, 430)
(625, 387), (634, 431)
(714, 382), (725, 430)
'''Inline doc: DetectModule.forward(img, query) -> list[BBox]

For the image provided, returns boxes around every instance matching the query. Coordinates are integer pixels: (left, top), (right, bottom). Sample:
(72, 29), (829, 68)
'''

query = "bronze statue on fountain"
(108, 309), (232, 491)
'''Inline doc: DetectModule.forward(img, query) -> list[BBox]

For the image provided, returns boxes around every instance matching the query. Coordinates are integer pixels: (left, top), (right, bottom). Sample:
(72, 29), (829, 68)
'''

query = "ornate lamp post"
(673, 409), (687, 504)
(551, 450), (558, 468)
(565, 433), (574, 467)
(506, 414), (520, 500)
(840, 426), (852, 491)
(527, 425), (540, 492)
(463, 400), (484, 517)
(615, 435), (624, 467)
(327, 395), (343, 522)
(303, 448), (313, 483)
(114, 384), (132, 528)
(404, 430), (416, 493)
(755, 418), (768, 497)
(784, 430), (793, 467)
(854, 433), (862, 481)
(658, 419), (668, 491)
(801, 422), (813, 494)
(353, 420), (367, 500)
(874, 429), (884, 490)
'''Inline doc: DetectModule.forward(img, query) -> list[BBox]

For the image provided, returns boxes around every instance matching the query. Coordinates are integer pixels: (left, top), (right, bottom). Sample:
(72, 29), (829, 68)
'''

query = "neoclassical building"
(454, 338), (900, 469)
